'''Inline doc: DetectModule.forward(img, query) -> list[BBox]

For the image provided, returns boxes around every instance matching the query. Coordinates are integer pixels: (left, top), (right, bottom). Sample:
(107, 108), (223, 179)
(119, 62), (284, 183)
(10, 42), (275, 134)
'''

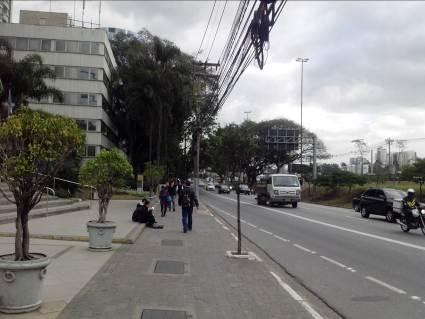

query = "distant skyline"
(11, 1), (425, 163)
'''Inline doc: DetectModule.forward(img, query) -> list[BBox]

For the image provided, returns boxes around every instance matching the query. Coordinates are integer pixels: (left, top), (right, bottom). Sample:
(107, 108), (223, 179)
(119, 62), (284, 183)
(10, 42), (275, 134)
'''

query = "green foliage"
(314, 171), (367, 192)
(143, 161), (165, 193)
(401, 159), (425, 181)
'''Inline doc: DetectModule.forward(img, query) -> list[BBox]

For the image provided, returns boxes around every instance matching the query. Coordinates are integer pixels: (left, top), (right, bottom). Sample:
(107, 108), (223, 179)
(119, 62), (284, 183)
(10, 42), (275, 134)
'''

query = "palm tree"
(0, 39), (63, 120)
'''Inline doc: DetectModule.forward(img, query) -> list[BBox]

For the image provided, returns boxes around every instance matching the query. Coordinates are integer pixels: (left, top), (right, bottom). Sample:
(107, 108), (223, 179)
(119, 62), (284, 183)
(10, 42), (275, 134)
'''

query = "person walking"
(168, 180), (177, 212)
(159, 185), (169, 217)
(178, 180), (199, 233)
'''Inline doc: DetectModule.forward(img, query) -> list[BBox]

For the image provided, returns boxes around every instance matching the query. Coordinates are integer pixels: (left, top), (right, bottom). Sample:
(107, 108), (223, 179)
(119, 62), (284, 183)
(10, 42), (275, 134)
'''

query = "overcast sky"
(12, 1), (425, 163)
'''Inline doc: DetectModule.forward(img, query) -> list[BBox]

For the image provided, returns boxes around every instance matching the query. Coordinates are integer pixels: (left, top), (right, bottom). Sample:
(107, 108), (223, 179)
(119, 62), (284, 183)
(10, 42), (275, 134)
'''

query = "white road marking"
(250, 252), (263, 262)
(273, 234), (290, 242)
(365, 276), (406, 294)
(293, 244), (313, 253)
(259, 228), (273, 235)
(222, 226), (229, 231)
(320, 256), (347, 269)
(346, 267), (357, 273)
(214, 217), (223, 225)
(246, 222), (257, 228)
(212, 196), (425, 253)
(270, 272), (324, 319)
(410, 296), (421, 301)
(231, 233), (238, 241)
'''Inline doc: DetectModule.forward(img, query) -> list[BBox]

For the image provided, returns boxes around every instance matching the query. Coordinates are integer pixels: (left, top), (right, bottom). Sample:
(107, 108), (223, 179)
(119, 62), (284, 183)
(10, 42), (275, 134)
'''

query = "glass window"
(29, 39), (41, 51)
(67, 41), (79, 53)
(87, 120), (97, 131)
(54, 66), (65, 78)
(16, 38), (28, 50)
(80, 42), (90, 54)
(41, 39), (51, 51)
(75, 119), (87, 131)
(86, 145), (96, 157)
(89, 94), (97, 106)
(55, 40), (65, 52)
(66, 67), (78, 79)
(272, 176), (300, 187)
(79, 67), (90, 80)
(91, 42), (100, 54)
(79, 94), (89, 105)
(90, 69), (97, 80)
(6, 38), (16, 49)
(101, 121), (107, 135)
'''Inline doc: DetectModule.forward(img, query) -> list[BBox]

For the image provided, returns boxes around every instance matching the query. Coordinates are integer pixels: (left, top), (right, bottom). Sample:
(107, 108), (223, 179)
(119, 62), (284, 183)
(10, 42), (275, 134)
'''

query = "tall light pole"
(296, 58), (309, 175)
(244, 111), (251, 121)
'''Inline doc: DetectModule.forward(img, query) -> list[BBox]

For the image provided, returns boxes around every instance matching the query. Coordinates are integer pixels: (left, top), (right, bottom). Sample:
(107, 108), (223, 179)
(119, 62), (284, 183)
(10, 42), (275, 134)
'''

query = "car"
(218, 184), (231, 194)
(199, 180), (206, 187)
(352, 188), (406, 222)
(238, 184), (251, 195)
(206, 183), (215, 191)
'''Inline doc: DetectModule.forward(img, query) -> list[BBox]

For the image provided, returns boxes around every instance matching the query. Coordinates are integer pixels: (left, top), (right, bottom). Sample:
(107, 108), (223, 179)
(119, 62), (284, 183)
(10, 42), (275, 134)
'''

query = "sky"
(11, 1), (425, 164)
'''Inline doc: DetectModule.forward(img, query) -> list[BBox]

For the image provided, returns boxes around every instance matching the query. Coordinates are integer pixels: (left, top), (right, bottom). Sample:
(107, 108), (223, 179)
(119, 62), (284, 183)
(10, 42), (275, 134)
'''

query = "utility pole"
(296, 58), (309, 176)
(351, 139), (367, 175)
(312, 135), (317, 180)
(370, 149), (373, 174)
(386, 138), (394, 174)
(244, 111), (251, 121)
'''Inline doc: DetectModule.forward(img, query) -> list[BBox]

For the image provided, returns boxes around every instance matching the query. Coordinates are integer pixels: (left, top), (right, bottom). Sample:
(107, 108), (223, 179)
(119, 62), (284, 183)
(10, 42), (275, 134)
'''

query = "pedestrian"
(159, 185), (169, 217)
(178, 180), (199, 233)
(168, 180), (177, 212)
(133, 199), (163, 229)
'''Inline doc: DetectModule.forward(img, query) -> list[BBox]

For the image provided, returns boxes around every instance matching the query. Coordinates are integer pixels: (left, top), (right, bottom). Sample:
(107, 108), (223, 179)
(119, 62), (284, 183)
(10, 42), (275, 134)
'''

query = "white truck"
(255, 174), (301, 208)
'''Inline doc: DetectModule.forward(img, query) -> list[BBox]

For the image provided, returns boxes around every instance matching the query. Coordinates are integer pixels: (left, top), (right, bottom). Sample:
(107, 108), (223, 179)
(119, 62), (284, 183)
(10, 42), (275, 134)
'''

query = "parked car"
(218, 184), (231, 194)
(206, 183), (215, 191)
(352, 188), (406, 222)
(238, 184), (251, 195)
(199, 180), (206, 187)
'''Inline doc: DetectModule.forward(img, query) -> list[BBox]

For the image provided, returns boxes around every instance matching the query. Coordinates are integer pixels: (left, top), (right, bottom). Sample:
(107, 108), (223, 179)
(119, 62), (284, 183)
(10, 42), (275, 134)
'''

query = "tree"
(79, 149), (133, 223)
(314, 171), (367, 193)
(142, 161), (165, 194)
(0, 109), (85, 260)
(400, 159), (425, 181)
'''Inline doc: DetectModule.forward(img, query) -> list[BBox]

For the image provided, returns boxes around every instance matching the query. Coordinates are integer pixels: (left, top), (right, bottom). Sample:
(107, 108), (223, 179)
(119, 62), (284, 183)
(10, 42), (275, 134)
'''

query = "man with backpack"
(178, 180), (199, 233)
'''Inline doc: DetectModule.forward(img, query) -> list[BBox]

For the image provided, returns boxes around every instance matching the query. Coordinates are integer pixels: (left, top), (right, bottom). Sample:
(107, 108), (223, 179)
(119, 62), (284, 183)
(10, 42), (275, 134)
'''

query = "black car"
(218, 184), (231, 194)
(352, 188), (406, 222)
(238, 184), (251, 195)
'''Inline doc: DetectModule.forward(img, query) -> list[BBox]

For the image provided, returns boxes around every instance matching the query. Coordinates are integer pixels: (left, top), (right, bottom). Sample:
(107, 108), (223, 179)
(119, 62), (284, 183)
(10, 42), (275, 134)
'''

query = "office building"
(0, 10), (120, 159)
(0, 0), (12, 23)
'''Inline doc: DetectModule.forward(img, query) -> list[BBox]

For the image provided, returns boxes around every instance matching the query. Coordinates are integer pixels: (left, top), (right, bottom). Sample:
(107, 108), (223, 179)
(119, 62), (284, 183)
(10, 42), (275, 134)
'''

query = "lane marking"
(210, 196), (425, 253)
(246, 222), (257, 228)
(293, 244), (313, 253)
(259, 228), (273, 235)
(214, 217), (223, 225)
(222, 226), (229, 231)
(250, 252), (263, 262)
(320, 256), (347, 269)
(365, 276), (406, 295)
(273, 234), (290, 242)
(231, 233), (238, 241)
(410, 296), (421, 301)
(346, 267), (357, 273)
(270, 272), (324, 319)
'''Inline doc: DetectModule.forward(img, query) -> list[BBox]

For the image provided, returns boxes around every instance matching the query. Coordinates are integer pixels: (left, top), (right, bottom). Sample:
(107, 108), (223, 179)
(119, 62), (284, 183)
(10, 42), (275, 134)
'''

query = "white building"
(0, 10), (120, 159)
(375, 147), (387, 165)
(393, 151), (416, 168)
(0, 0), (12, 23)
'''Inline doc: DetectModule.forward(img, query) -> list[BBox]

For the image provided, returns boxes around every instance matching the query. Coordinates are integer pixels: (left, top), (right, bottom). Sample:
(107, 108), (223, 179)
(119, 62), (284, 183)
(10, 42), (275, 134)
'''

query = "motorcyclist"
(402, 189), (420, 225)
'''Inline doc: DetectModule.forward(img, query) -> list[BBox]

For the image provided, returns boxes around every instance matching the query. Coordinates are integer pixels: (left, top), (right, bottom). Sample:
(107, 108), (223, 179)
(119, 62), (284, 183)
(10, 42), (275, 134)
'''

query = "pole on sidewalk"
(237, 185), (241, 255)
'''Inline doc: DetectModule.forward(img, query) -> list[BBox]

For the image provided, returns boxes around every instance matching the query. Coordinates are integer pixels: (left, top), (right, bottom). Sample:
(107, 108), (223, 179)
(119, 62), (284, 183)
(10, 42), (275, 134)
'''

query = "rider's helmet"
(407, 188), (415, 197)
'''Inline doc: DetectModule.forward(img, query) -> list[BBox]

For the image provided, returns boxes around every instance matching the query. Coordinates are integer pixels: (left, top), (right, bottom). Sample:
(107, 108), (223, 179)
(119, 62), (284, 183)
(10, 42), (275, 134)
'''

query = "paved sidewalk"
(56, 203), (326, 319)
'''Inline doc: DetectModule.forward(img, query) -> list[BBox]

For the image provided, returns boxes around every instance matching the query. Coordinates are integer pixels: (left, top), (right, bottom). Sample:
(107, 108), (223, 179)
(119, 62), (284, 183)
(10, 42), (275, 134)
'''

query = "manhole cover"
(141, 309), (188, 319)
(154, 260), (185, 274)
(162, 240), (183, 247)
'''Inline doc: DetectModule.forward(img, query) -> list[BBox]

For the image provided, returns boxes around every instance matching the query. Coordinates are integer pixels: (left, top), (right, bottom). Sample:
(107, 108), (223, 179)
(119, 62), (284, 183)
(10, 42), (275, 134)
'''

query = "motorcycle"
(396, 207), (425, 235)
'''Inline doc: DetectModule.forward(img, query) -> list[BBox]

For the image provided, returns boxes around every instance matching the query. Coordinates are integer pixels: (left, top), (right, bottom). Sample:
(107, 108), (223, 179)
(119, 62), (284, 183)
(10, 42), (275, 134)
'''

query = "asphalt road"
(201, 189), (425, 319)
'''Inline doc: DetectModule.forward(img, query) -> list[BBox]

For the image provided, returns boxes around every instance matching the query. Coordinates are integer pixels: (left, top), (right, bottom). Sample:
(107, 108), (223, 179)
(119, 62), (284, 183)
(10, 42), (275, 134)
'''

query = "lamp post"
(296, 58), (309, 175)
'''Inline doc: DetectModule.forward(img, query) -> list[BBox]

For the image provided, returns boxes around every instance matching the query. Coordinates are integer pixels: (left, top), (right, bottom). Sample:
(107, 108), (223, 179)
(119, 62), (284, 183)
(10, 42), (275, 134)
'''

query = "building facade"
(0, 0), (12, 23)
(0, 11), (120, 159)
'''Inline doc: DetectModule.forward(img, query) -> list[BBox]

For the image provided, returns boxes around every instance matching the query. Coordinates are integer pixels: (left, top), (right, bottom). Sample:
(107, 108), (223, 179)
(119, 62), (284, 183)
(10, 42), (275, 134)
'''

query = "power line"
(195, 0), (217, 60)
(206, 0), (228, 62)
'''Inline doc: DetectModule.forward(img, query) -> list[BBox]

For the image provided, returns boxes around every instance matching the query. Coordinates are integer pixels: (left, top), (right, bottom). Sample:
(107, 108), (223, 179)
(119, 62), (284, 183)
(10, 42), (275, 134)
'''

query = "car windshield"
(384, 189), (406, 199)
(272, 176), (299, 187)
(221, 185), (229, 189)
(240, 185), (249, 190)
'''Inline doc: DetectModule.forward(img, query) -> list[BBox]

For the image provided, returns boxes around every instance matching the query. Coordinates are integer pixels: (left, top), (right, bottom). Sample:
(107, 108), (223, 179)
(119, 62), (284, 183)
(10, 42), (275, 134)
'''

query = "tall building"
(0, 0), (12, 23)
(375, 147), (387, 165)
(393, 151), (416, 168)
(0, 10), (120, 159)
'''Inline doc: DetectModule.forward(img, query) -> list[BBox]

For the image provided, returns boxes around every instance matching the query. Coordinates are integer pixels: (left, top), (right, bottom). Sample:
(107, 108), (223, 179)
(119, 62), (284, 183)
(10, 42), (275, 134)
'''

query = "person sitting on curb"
(132, 199), (163, 229)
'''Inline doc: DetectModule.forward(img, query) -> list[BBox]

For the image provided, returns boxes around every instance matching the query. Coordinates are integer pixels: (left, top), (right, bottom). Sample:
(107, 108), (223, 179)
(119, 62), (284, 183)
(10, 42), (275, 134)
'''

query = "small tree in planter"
(0, 108), (84, 313)
(79, 149), (132, 251)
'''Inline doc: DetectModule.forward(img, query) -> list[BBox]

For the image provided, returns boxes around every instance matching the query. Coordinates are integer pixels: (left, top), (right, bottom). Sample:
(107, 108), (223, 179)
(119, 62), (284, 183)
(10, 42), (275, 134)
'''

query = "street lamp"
(296, 57), (309, 175)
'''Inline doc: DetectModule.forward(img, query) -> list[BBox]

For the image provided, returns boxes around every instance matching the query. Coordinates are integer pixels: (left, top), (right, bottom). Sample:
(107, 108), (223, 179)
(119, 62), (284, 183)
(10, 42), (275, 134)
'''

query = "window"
(67, 41), (79, 53)
(272, 176), (299, 187)
(28, 39), (40, 51)
(16, 38), (28, 50)
(66, 67), (78, 79)
(87, 120), (97, 131)
(90, 69), (98, 80)
(41, 39), (51, 51)
(80, 42), (90, 54)
(6, 38), (15, 49)
(89, 94), (97, 106)
(75, 119), (87, 131)
(79, 94), (89, 105)
(91, 42), (100, 54)
(364, 189), (376, 197)
(54, 66), (65, 78)
(78, 67), (90, 80)
(55, 40), (65, 52)
(86, 145), (96, 157)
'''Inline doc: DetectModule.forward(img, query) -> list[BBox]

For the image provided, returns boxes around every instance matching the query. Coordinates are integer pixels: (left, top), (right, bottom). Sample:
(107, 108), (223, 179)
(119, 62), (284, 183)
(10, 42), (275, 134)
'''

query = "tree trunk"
(15, 201), (31, 261)
(157, 103), (162, 164)
(15, 209), (24, 261)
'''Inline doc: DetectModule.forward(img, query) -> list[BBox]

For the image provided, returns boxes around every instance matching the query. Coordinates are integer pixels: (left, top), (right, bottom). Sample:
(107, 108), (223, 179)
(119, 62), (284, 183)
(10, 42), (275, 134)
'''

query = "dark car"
(218, 184), (231, 194)
(352, 188), (406, 222)
(238, 184), (251, 195)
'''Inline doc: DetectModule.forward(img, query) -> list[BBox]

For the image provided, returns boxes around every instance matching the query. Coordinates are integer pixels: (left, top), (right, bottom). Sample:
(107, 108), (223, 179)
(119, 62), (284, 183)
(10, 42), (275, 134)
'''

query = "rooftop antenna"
(98, 0), (101, 27)
(82, 0), (85, 28)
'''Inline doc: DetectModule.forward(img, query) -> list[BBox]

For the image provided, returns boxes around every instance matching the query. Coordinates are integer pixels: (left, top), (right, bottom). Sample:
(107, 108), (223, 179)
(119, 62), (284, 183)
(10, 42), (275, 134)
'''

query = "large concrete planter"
(0, 253), (50, 313)
(87, 221), (116, 251)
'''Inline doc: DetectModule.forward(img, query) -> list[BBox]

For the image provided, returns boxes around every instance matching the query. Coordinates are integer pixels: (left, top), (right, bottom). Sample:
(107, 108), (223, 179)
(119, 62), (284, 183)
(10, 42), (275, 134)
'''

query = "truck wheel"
(292, 202), (298, 208)
(360, 207), (369, 218)
(386, 210), (395, 223)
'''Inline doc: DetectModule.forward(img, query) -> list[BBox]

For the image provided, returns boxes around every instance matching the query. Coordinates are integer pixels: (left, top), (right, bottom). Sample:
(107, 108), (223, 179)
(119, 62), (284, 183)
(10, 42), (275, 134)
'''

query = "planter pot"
(0, 253), (50, 313)
(87, 221), (116, 251)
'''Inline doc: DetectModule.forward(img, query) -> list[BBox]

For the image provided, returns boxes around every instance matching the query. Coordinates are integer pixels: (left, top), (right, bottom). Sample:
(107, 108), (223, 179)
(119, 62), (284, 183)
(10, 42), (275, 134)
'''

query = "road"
(200, 189), (425, 319)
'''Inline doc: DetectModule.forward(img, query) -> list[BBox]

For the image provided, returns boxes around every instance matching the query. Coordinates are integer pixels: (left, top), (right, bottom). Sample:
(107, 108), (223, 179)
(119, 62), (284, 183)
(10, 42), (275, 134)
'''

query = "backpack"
(181, 189), (191, 208)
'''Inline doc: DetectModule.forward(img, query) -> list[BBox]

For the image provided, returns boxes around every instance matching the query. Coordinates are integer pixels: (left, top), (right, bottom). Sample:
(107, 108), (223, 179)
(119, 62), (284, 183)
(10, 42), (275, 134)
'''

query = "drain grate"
(162, 240), (183, 247)
(154, 260), (185, 274)
(141, 309), (188, 319)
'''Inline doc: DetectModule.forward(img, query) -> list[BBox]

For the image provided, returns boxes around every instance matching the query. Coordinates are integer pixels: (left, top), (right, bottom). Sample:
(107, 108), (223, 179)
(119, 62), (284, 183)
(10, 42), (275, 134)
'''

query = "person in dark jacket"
(402, 188), (420, 225)
(168, 180), (177, 212)
(132, 199), (163, 228)
(178, 180), (199, 233)
(159, 186), (169, 217)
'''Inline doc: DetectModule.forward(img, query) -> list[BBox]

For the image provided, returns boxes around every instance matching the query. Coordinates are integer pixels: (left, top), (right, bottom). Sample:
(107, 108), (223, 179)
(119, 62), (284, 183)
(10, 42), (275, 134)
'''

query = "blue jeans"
(182, 207), (193, 232)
